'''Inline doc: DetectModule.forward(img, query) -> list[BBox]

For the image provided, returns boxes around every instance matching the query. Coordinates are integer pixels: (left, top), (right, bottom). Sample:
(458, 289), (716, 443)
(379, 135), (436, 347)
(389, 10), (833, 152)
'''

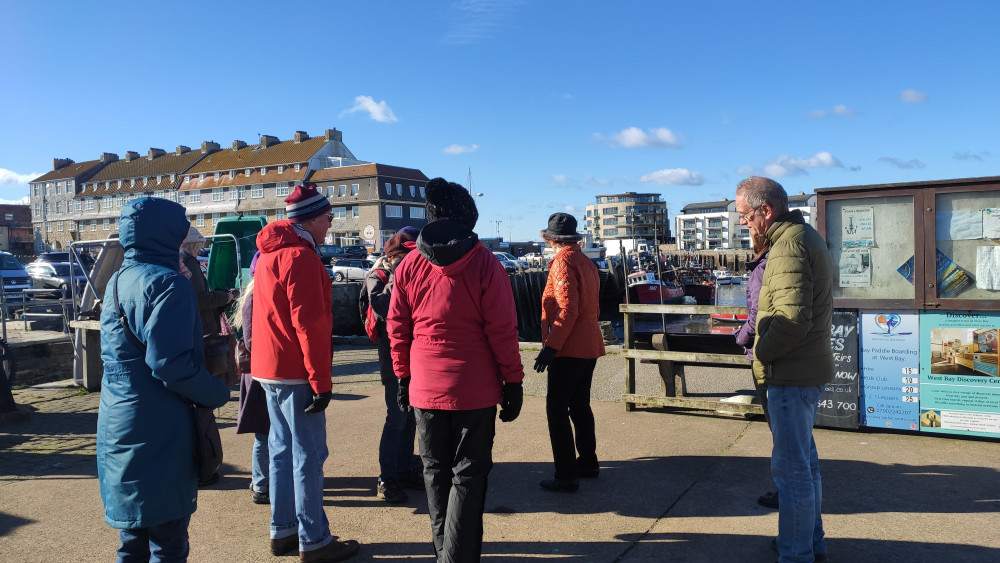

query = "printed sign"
(363, 224), (376, 239)
(839, 249), (871, 288)
(859, 311), (921, 430)
(920, 311), (1000, 438)
(816, 310), (860, 428)
(841, 206), (875, 247)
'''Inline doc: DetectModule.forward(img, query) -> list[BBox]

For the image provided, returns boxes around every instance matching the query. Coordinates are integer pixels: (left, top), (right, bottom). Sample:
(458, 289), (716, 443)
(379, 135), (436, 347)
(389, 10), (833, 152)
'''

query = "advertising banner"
(859, 311), (920, 430)
(919, 311), (1000, 438)
(815, 310), (860, 428)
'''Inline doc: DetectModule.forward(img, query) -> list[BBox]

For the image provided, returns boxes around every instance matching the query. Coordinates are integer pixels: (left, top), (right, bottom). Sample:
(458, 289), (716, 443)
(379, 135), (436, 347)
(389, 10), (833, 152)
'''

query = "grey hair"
(736, 176), (789, 215)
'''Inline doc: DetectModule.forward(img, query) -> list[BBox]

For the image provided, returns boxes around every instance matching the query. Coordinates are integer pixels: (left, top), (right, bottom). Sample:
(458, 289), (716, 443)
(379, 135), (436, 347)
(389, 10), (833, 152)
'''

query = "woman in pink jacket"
(532, 213), (606, 492)
(388, 178), (524, 563)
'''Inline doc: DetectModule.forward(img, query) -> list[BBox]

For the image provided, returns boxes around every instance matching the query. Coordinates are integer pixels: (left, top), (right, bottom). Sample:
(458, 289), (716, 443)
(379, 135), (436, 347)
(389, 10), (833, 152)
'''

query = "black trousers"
(546, 357), (598, 480)
(414, 406), (496, 563)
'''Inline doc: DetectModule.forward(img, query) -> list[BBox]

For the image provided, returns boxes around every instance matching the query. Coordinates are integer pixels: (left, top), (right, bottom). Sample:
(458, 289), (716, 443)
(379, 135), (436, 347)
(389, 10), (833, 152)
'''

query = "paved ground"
(2, 344), (1000, 562)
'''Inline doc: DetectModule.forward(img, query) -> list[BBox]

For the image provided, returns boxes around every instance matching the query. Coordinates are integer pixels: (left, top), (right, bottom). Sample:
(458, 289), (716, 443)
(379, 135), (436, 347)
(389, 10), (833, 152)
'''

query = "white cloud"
(0, 197), (29, 204)
(900, 89), (928, 104)
(0, 168), (41, 187)
(564, 205), (581, 213)
(442, 0), (525, 45)
(741, 151), (844, 178)
(639, 168), (704, 186)
(806, 104), (860, 119)
(584, 174), (611, 187)
(878, 157), (925, 169)
(552, 174), (566, 183)
(442, 143), (479, 154)
(341, 95), (398, 123)
(602, 126), (681, 148)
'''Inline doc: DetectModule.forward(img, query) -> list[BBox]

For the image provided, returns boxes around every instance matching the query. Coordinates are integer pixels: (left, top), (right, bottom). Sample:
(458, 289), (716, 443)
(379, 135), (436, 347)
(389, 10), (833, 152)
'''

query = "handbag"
(236, 340), (251, 374)
(205, 313), (239, 385)
(113, 269), (224, 482)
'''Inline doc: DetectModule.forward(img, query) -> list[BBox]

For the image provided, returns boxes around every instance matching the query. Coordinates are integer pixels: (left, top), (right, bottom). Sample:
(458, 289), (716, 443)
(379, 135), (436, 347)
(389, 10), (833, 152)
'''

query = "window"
(4, 213), (12, 221)
(396, 184), (402, 196)
(103, 218), (110, 231)
(90, 220), (97, 232)
(276, 184), (291, 197)
(68, 221), (75, 232)
(55, 182), (61, 194)
(170, 173), (176, 182)
(385, 205), (402, 218)
(178, 193), (185, 204)
(410, 207), (426, 219)
(385, 182), (392, 195)
(294, 163), (301, 172)
(157, 175), (163, 184)
(275, 209), (286, 221)
(46, 222), (52, 232)
(199, 174), (205, 181)
(56, 202), (62, 213)
(278, 165), (285, 174)
(189, 191), (201, 203)
(57, 221), (64, 231)
(212, 213), (220, 224)
(229, 188), (238, 200)
(352, 206), (359, 218)
(327, 186), (335, 197)
(34, 203), (40, 214)
(75, 200), (82, 212)
(410, 185), (415, 197)
(214, 172), (221, 181)
(212, 188), (224, 201)
(251, 185), (264, 198)
(332, 207), (347, 219)
(245, 168), (252, 177)
(237, 187), (246, 200)
(260, 167), (267, 175)
(229, 170), (236, 179)
(196, 214), (205, 227)
(339, 185), (347, 197)
(351, 184), (359, 195)
(101, 198), (112, 210)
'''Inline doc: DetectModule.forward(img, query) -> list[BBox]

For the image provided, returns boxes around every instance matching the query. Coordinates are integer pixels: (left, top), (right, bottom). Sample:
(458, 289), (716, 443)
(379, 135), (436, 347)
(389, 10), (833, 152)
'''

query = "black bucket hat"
(540, 212), (583, 242)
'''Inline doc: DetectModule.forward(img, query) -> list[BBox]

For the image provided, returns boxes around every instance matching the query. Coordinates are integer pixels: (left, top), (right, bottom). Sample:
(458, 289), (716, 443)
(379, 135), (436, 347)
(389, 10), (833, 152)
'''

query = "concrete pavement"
(2, 345), (1000, 562)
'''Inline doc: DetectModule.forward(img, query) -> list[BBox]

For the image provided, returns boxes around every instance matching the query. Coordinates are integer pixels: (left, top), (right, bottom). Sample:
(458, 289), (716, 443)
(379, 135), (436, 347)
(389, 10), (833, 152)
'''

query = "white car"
(493, 252), (528, 270)
(522, 252), (546, 267)
(329, 258), (373, 282)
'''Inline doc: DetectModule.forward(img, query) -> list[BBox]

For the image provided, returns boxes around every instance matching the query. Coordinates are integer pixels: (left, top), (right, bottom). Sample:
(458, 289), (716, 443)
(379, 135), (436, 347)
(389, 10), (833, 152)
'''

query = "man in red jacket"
(251, 184), (360, 562)
(388, 177), (524, 562)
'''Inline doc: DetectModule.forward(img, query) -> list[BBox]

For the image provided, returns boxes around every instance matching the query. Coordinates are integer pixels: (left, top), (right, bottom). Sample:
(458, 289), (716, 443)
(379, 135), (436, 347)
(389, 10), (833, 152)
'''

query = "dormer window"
(260, 167), (267, 175)
(214, 172), (221, 181)
(199, 174), (206, 181)
(409, 185), (415, 197)
(245, 168), (252, 177)
(117, 180), (123, 188)
(229, 170), (236, 179)
(130, 178), (135, 187)
(157, 175), (162, 184)
(171, 174), (177, 182)
(294, 163), (301, 172)
(278, 165), (285, 174)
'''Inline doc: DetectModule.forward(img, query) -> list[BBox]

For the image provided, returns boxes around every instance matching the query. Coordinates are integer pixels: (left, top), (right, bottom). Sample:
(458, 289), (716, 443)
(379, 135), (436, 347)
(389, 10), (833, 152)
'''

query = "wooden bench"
(621, 303), (763, 416)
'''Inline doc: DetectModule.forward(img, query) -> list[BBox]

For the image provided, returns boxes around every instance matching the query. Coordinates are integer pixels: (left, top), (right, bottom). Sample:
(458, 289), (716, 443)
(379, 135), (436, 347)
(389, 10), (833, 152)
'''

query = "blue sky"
(1, 1), (997, 240)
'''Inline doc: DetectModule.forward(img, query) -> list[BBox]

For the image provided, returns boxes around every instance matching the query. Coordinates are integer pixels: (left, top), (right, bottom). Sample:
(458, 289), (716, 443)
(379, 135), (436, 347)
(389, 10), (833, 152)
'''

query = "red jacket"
(388, 222), (523, 410)
(250, 221), (333, 394)
(542, 244), (605, 359)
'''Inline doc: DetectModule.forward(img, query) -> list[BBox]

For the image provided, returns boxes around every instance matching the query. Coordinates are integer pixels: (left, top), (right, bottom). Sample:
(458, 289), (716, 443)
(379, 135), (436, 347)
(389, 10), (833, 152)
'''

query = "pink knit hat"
(284, 184), (332, 223)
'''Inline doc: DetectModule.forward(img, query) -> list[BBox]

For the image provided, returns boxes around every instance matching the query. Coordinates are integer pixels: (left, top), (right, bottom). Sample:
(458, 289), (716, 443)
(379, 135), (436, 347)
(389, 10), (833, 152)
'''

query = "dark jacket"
(752, 210), (835, 387)
(97, 197), (230, 529)
(734, 253), (767, 360)
(365, 254), (397, 384)
(250, 221), (333, 394)
(387, 219), (524, 410)
(181, 251), (231, 335)
(236, 286), (269, 435)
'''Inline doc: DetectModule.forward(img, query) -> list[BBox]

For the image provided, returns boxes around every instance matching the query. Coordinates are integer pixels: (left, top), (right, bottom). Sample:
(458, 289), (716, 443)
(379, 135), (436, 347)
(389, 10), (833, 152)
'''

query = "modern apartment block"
(674, 192), (816, 251)
(584, 192), (670, 245)
(28, 128), (428, 252)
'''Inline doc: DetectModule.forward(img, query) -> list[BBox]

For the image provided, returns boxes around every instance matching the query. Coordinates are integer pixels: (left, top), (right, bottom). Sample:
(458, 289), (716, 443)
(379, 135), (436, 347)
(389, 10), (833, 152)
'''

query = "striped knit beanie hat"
(284, 184), (332, 223)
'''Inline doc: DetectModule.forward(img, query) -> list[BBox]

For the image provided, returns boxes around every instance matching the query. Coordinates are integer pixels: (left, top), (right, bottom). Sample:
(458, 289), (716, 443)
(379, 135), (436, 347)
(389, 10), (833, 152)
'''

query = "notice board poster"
(859, 311), (921, 430)
(815, 310), (860, 428)
(920, 311), (1000, 438)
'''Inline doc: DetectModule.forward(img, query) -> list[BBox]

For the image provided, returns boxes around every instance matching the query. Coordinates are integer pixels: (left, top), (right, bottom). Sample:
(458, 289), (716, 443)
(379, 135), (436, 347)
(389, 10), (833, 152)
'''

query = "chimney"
(100, 152), (119, 163)
(325, 128), (342, 142)
(294, 131), (309, 143)
(260, 135), (280, 148)
(125, 151), (140, 162)
(232, 140), (247, 150)
(199, 141), (218, 154)
(175, 145), (191, 155)
(52, 158), (74, 171)
(147, 148), (166, 160)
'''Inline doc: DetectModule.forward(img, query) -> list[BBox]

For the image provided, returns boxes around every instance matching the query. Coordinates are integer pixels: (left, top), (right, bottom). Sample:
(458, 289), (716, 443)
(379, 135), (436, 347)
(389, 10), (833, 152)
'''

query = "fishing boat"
(713, 268), (733, 285)
(624, 271), (686, 304)
(683, 280), (716, 305)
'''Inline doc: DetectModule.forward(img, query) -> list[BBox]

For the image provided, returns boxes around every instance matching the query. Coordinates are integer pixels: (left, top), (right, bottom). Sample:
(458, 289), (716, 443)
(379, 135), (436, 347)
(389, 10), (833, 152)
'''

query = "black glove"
(498, 382), (523, 422)
(397, 377), (412, 413)
(229, 287), (241, 301)
(303, 391), (332, 413)
(533, 346), (558, 373)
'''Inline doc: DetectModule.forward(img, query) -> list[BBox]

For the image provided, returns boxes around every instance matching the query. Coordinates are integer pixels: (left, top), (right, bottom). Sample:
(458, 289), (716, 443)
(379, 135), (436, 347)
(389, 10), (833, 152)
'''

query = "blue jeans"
(379, 377), (418, 481)
(262, 383), (332, 553)
(117, 515), (190, 563)
(768, 384), (827, 563)
(252, 432), (269, 493)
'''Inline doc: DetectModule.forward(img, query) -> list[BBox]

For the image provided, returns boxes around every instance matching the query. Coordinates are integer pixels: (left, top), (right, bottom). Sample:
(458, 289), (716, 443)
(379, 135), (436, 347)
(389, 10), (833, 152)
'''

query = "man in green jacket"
(736, 177), (834, 563)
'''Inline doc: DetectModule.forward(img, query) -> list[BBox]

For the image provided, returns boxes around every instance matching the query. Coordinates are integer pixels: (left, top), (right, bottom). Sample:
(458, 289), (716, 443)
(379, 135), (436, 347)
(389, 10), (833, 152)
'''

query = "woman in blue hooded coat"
(97, 197), (231, 562)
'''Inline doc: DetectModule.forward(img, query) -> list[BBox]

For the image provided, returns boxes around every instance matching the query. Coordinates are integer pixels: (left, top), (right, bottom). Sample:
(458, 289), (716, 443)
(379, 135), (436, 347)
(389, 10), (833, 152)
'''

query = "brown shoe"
(300, 539), (360, 562)
(271, 535), (298, 556)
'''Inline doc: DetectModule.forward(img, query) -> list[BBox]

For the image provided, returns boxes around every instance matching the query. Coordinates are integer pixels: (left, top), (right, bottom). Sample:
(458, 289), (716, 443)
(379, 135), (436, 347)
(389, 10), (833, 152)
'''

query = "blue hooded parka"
(96, 198), (230, 529)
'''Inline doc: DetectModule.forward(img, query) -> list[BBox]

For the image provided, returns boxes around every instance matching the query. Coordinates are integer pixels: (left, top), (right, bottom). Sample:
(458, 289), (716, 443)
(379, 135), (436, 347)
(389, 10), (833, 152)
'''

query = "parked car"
(0, 251), (32, 298)
(316, 244), (346, 265)
(493, 254), (519, 274)
(33, 250), (96, 272)
(328, 258), (374, 282)
(522, 252), (546, 267)
(493, 252), (528, 271)
(341, 245), (369, 258)
(367, 251), (384, 262)
(24, 261), (87, 297)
